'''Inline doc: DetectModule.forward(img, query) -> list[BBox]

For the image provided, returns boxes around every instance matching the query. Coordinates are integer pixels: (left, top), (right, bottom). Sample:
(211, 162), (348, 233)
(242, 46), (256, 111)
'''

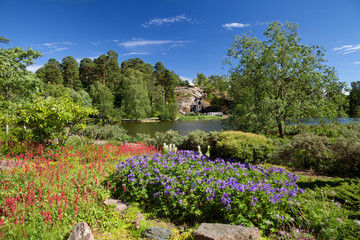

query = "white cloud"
(26, 65), (43, 72)
(123, 52), (149, 56)
(43, 43), (56, 46)
(222, 22), (250, 30)
(75, 56), (99, 62)
(119, 40), (188, 48)
(180, 76), (193, 85)
(54, 47), (68, 52)
(354, 61), (360, 64)
(333, 44), (360, 54)
(142, 14), (193, 28)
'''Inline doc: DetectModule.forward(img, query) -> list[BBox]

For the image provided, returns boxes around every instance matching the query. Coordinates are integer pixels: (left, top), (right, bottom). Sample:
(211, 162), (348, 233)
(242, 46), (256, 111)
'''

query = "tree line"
(35, 53), (188, 120)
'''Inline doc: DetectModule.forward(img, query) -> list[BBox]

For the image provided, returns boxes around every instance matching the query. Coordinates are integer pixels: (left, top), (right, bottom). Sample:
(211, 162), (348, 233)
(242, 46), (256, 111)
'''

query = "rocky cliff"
(175, 87), (209, 115)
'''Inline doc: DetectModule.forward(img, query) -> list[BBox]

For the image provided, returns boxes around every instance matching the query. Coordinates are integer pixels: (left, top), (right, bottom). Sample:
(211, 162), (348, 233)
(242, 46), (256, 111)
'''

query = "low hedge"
(213, 131), (274, 164)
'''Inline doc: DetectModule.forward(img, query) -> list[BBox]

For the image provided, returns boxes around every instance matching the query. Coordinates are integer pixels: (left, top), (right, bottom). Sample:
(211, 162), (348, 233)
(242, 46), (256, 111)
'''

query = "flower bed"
(0, 143), (159, 239)
(113, 150), (304, 233)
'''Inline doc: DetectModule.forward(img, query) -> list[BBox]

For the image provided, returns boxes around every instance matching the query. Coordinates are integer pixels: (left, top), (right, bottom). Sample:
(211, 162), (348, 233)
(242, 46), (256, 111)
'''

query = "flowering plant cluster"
(0, 142), (159, 239)
(114, 150), (304, 233)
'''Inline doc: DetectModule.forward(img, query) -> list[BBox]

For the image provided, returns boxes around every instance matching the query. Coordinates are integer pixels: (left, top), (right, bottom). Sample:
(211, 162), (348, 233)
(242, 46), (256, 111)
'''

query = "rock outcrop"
(193, 223), (261, 240)
(175, 87), (207, 115)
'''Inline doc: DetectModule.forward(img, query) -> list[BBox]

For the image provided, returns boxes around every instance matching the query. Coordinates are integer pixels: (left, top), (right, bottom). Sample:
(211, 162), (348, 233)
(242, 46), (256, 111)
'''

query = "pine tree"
(61, 56), (81, 89)
(79, 58), (95, 89)
(36, 58), (63, 85)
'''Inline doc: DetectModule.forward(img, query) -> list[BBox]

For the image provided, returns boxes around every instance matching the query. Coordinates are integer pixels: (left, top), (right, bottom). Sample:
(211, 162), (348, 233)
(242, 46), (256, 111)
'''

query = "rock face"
(68, 222), (94, 240)
(103, 198), (128, 213)
(141, 226), (174, 240)
(175, 87), (207, 115)
(193, 223), (261, 240)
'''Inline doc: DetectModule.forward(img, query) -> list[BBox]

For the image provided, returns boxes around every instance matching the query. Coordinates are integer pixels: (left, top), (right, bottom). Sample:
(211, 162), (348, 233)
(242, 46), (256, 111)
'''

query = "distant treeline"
(35, 52), (229, 120)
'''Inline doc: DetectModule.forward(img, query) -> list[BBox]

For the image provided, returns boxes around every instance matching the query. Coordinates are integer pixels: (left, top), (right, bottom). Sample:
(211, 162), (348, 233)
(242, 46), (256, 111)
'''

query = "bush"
(82, 124), (134, 142)
(274, 133), (331, 170)
(151, 130), (185, 147)
(213, 131), (273, 164)
(135, 133), (155, 146)
(330, 137), (360, 176)
(180, 130), (210, 151)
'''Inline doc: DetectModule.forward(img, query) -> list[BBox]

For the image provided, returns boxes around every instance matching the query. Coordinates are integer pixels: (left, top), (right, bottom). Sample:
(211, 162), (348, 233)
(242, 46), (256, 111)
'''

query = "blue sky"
(1, 0), (359, 87)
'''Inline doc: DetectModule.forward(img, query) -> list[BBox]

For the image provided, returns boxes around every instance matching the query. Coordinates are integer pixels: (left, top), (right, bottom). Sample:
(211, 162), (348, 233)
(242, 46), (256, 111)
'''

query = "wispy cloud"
(222, 22), (250, 30)
(333, 44), (360, 54)
(54, 47), (69, 52)
(119, 40), (188, 48)
(142, 14), (194, 28)
(42, 41), (74, 46)
(123, 52), (149, 56)
(354, 61), (360, 65)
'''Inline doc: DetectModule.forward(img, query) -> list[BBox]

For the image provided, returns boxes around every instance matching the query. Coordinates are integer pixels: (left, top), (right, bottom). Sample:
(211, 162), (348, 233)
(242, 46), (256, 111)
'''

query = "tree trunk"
(278, 121), (285, 138)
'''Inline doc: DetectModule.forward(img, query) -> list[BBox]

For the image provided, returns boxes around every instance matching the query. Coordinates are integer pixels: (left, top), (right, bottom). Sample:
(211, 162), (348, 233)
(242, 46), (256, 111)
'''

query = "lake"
(121, 119), (225, 137)
(120, 117), (360, 137)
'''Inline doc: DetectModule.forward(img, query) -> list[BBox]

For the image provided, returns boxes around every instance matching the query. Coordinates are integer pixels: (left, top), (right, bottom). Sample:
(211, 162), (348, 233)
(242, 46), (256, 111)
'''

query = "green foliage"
(294, 178), (360, 240)
(152, 130), (185, 147)
(214, 131), (274, 164)
(180, 130), (210, 152)
(82, 124), (134, 142)
(274, 133), (331, 170)
(36, 58), (63, 85)
(331, 136), (360, 176)
(89, 81), (118, 120)
(0, 128), (37, 155)
(79, 58), (95, 89)
(225, 21), (347, 138)
(348, 81), (360, 117)
(42, 83), (92, 107)
(121, 69), (151, 120)
(12, 96), (97, 146)
(61, 56), (81, 90)
(0, 44), (43, 102)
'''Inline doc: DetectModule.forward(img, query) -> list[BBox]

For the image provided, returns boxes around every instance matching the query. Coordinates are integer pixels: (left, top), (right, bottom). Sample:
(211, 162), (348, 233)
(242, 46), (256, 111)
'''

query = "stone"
(175, 86), (207, 115)
(141, 226), (174, 240)
(193, 223), (261, 240)
(103, 198), (128, 213)
(68, 222), (94, 240)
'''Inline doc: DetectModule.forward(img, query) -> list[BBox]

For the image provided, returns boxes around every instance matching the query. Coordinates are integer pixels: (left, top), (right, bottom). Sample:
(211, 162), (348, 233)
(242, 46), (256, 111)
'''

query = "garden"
(1, 122), (360, 239)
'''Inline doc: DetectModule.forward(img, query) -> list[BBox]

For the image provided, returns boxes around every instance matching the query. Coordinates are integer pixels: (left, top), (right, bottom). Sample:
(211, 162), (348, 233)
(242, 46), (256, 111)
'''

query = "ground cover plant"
(110, 150), (305, 235)
(0, 143), (160, 239)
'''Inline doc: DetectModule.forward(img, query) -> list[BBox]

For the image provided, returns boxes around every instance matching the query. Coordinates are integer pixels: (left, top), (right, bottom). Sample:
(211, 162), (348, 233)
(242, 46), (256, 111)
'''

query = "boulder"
(103, 198), (128, 213)
(68, 222), (94, 240)
(193, 223), (261, 240)
(141, 226), (174, 240)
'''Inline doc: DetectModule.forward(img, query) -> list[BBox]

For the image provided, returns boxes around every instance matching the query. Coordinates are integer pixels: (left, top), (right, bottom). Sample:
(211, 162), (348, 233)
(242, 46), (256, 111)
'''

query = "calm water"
(121, 119), (225, 137)
(120, 117), (360, 137)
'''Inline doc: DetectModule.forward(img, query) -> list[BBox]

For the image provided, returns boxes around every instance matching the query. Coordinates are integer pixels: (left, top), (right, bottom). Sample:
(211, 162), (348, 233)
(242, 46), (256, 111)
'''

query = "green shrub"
(180, 130), (210, 151)
(82, 124), (134, 142)
(294, 178), (360, 240)
(274, 132), (331, 170)
(152, 130), (185, 147)
(135, 133), (155, 145)
(330, 137), (360, 176)
(284, 122), (360, 140)
(213, 131), (273, 164)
